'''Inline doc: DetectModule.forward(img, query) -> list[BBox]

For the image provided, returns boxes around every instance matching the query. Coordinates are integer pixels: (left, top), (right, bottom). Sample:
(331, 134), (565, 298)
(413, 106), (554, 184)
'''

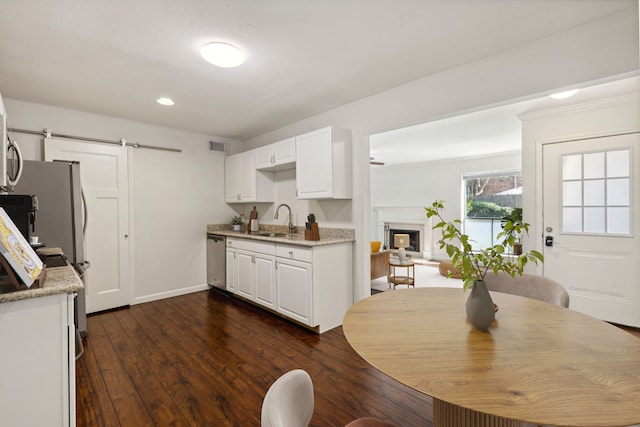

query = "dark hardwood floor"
(76, 289), (640, 427)
(76, 289), (432, 426)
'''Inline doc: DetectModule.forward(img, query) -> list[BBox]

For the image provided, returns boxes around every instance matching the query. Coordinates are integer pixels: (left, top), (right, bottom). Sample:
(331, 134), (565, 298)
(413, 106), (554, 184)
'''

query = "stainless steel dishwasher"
(206, 234), (226, 290)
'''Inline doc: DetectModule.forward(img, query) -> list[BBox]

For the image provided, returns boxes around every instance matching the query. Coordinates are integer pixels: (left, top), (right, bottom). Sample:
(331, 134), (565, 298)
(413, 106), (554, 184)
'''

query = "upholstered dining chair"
(484, 271), (570, 308)
(261, 369), (314, 427)
(261, 369), (398, 427)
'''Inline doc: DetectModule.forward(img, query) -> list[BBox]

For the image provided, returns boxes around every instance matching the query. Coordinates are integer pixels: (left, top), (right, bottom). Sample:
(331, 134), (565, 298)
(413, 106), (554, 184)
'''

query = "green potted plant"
(425, 200), (543, 330)
(501, 207), (523, 255)
(231, 214), (244, 232)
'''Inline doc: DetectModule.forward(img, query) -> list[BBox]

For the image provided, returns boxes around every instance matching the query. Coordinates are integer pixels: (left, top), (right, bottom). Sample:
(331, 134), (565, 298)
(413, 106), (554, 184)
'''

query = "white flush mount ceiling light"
(156, 97), (175, 106)
(549, 89), (579, 100)
(200, 42), (245, 68)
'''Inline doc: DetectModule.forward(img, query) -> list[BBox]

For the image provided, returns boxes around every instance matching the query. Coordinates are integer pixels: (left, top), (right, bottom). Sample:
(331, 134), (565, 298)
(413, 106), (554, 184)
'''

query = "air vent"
(209, 141), (228, 153)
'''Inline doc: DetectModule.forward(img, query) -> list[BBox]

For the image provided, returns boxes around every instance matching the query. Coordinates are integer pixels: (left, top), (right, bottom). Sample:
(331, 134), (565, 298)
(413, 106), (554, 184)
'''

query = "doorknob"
(545, 236), (554, 247)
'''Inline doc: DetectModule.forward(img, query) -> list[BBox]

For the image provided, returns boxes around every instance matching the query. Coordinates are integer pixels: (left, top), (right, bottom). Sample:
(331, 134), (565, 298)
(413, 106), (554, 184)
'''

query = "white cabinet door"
(239, 151), (257, 201)
(235, 249), (275, 308)
(0, 294), (74, 427)
(226, 150), (274, 203)
(225, 248), (238, 294)
(256, 138), (296, 171)
(296, 128), (331, 199)
(254, 253), (276, 309)
(225, 154), (241, 202)
(276, 257), (313, 326)
(236, 250), (254, 299)
(225, 151), (257, 202)
(295, 127), (351, 199)
(273, 137), (296, 165)
(255, 145), (274, 169)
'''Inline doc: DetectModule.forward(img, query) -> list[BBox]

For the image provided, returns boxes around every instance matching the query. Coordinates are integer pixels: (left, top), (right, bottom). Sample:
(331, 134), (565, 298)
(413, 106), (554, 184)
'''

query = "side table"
(388, 259), (415, 289)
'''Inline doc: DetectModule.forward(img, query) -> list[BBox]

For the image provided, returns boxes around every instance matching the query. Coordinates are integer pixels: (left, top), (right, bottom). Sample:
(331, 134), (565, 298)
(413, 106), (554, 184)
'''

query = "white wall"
(4, 98), (241, 304)
(243, 8), (639, 302)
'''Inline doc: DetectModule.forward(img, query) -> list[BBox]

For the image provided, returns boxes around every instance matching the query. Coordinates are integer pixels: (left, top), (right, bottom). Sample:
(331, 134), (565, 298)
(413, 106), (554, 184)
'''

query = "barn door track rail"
(8, 127), (182, 153)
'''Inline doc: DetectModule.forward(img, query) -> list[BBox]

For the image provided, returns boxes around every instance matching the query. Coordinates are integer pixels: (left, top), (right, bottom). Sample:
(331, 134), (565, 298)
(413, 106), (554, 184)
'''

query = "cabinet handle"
(289, 250), (293, 257)
(275, 261), (278, 269)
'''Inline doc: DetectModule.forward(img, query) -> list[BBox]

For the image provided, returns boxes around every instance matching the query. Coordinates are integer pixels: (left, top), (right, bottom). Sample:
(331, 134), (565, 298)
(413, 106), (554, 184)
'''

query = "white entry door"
(45, 138), (132, 313)
(542, 132), (640, 327)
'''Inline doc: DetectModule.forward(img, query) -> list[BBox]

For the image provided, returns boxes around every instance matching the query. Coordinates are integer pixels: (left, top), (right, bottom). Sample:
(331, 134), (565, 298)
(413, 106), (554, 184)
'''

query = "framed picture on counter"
(0, 207), (43, 288)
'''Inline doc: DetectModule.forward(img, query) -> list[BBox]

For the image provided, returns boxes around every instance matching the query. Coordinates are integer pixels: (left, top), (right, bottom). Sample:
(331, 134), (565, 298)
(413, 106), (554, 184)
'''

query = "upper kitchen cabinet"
(296, 126), (352, 199)
(225, 150), (274, 203)
(255, 137), (296, 171)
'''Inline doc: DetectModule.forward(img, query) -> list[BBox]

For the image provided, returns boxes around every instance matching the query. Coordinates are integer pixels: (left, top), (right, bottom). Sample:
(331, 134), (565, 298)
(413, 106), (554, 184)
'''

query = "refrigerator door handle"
(81, 187), (88, 235)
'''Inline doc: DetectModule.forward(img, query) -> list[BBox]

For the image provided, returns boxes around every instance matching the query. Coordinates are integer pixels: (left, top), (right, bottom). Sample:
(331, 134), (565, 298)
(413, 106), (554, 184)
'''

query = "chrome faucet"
(274, 203), (296, 235)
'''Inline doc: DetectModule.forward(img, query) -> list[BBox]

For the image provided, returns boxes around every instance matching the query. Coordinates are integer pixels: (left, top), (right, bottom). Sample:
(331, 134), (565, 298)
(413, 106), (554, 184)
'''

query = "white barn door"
(542, 133), (640, 327)
(45, 138), (132, 313)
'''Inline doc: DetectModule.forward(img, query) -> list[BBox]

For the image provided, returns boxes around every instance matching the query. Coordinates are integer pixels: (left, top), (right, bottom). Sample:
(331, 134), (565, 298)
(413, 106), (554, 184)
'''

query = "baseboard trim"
(133, 283), (209, 305)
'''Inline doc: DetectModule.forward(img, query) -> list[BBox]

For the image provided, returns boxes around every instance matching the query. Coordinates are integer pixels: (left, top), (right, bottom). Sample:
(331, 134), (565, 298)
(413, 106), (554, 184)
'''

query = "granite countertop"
(0, 248), (84, 303)
(207, 225), (355, 247)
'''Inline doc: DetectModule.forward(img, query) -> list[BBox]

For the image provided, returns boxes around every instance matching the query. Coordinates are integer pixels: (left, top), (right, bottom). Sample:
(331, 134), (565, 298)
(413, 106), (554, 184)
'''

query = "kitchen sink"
(254, 232), (290, 238)
(252, 231), (296, 238)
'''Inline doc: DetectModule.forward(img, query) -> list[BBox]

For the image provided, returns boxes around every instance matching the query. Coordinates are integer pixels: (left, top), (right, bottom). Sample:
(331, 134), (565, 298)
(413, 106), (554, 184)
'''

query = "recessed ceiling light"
(549, 89), (579, 100)
(156, 97), (175, 106)
(200, 42), (245, 68)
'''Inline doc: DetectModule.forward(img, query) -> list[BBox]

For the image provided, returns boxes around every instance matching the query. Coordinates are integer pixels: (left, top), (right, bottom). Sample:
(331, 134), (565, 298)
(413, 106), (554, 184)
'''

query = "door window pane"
(584, 180), (604, 206)
(608, 207), (630, 235)
(607, 178), (629, 206)
(563, 181), (582, 206)
(584, 152), (605, 179)
(563, 207), (582, 233)
(562, 155), (582, 180)
(607, 150), (629, 178)
(584, 207), (605, 233)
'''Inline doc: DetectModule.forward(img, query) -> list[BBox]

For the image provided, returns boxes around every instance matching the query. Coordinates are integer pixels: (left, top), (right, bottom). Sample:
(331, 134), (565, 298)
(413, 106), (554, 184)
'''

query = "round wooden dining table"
(342, 287), (640, 427)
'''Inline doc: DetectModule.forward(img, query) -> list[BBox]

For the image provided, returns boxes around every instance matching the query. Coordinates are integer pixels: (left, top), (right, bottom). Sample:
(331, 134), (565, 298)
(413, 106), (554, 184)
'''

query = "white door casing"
(542, 132), (640, 327)
(45, 138), (132, 313)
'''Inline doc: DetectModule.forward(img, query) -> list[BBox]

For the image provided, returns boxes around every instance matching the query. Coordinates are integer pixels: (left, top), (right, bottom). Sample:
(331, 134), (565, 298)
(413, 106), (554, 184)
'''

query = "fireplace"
(374, 206), (432, 259)
(389, 229), (420, 252)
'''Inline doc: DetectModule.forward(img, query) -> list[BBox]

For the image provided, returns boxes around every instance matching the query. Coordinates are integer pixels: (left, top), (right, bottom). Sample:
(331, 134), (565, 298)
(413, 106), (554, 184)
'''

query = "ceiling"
(0, 0), (635, 143)
(370, 76), (640, 167)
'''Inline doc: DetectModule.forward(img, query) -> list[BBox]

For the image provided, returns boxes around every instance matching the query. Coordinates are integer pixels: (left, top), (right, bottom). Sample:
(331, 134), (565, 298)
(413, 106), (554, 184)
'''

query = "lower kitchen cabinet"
(227, 238), (276, 310)
(225, 236), (353, 333)
(226, 246), (238, 294)
(0, 293), (76, 427)
(275, 256), (313, 325)
(251, 251), (276, 310)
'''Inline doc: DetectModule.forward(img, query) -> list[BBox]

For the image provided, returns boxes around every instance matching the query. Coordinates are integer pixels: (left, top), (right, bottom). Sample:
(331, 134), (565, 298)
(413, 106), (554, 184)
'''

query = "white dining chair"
(261, 369), (314, 427)
(261, 369), (398, 427)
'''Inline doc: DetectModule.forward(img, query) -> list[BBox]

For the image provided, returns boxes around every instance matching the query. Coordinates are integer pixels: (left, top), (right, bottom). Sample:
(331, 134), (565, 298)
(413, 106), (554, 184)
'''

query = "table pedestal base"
(433, 399), (522, 427)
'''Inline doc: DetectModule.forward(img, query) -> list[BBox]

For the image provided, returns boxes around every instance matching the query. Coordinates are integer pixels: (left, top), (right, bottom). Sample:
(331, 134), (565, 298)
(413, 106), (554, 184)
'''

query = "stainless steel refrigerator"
(14, 160), (88, 336)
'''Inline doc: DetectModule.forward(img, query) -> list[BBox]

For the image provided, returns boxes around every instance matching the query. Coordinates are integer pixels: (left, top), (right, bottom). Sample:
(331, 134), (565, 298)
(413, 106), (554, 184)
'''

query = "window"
(562, 149), (631, 235)
(463, 171), (522, 249)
